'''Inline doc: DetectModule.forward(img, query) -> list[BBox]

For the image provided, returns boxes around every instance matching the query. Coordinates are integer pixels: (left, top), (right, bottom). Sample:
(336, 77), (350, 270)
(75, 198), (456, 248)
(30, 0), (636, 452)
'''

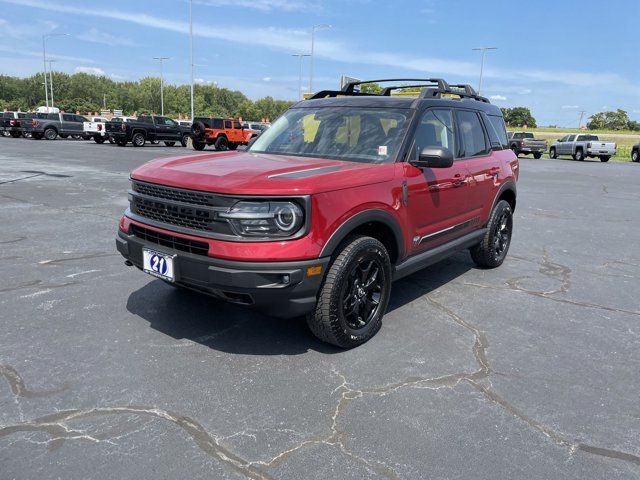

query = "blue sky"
(1, 0), (638, 126)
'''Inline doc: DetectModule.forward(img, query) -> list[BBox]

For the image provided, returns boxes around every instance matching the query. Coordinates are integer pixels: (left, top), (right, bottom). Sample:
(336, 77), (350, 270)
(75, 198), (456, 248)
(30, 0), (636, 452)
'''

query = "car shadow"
(125, 251), (474, 355)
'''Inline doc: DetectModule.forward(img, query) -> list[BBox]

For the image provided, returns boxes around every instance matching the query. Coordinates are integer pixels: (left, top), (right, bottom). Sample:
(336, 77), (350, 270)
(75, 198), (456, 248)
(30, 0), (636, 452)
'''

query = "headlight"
(219, 201), (304, 237)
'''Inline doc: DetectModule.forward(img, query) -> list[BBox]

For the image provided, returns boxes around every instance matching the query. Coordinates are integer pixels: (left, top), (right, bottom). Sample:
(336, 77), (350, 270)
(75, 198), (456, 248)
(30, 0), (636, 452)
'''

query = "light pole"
(42, 33), (69, 108)
(153, 56), (170, 116)
(293, 54), (310, 100)
(472, 46), (497, 95)
(47, 60), (57, 108)
(189, 0), (194, 121)
(309, 24), (331, 95)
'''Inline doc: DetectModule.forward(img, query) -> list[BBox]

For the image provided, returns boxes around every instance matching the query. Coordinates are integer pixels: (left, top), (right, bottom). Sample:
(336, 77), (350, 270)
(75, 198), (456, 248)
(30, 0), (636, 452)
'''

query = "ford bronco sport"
(117, 78), (518, 348)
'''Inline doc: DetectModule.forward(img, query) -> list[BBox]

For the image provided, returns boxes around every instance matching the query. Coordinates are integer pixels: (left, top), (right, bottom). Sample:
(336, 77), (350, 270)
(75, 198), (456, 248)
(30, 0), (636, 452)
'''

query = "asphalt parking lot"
(1, 137), (639, 479)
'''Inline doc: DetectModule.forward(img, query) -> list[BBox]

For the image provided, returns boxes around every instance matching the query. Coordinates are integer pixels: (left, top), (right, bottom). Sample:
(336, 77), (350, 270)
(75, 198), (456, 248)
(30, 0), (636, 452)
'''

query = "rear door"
(61, 113), (78, 134)
(456, 109), (497, 222)
(153, 117), (171, 140)
(404, 108), (473, 254)
(563, 135), (576, 155)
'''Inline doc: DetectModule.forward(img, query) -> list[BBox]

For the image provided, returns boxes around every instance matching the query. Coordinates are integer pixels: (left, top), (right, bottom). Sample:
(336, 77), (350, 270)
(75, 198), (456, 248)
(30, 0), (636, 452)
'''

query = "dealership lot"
(0, 138), (639, 479)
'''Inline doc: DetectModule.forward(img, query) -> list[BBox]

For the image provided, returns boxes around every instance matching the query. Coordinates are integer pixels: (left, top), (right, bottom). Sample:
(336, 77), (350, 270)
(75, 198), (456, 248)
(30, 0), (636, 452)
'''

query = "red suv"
(117, 78), (519, 347)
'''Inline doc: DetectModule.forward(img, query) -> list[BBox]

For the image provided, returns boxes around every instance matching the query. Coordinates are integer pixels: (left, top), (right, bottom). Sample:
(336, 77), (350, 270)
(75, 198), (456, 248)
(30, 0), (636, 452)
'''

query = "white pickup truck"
(83, 116), (112, 144)
(549, 134), (616, 162)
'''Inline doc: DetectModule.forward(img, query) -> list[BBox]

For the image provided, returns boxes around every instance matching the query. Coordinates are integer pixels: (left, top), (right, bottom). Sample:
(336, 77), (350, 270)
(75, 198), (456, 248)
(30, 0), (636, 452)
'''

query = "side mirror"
(410, 147), (454, 169)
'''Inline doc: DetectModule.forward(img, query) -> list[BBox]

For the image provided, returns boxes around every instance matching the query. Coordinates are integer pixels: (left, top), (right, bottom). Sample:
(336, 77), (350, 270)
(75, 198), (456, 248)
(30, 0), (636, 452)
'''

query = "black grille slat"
(131, 225), (209, 256)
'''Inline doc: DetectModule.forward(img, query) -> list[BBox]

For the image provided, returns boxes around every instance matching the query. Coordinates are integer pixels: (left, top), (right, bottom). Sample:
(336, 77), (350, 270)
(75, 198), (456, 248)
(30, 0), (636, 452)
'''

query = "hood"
(131, 151), (394, 195)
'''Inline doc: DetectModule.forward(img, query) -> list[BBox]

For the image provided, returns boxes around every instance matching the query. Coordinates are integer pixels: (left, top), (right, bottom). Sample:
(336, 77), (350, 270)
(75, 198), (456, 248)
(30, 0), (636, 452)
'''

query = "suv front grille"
(129, 180), (236, 236)
(131, 225), (209, 256)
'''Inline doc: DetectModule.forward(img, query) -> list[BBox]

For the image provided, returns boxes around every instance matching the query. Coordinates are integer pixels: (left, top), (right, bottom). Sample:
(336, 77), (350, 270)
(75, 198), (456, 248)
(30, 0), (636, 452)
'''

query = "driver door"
(403, 108), (472, 255)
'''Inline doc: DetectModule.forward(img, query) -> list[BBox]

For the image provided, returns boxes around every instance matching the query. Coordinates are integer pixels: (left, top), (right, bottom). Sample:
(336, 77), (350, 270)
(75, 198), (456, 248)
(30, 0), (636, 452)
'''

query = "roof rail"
(308, 78), (489, 103)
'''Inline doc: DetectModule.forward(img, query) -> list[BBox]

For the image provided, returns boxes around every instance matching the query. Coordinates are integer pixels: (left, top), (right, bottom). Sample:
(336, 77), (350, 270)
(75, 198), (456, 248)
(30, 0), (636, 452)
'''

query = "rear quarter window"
(486, 114), (509, 148)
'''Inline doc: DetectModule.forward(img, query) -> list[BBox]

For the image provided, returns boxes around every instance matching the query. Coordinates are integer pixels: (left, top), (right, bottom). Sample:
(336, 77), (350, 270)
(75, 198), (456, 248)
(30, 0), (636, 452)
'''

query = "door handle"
(452, 174), (465, 187)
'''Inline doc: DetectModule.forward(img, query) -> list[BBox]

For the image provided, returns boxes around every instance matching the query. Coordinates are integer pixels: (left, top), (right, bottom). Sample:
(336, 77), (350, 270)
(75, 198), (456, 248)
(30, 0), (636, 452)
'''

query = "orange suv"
(190, 117), (255, 151)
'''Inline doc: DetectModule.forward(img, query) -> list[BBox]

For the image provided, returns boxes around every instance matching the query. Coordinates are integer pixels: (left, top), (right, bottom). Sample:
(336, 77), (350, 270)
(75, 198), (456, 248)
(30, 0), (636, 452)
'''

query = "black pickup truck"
(1, 112), (39, 138)
(25, 112), (91, 140)
(106, 115), (191, 147)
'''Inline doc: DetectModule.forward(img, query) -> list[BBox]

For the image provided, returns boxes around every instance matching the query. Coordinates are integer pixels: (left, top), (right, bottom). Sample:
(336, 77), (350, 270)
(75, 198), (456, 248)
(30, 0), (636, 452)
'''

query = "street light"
(189, 0), (194, 121)
(309, 24), (331, 94)
(47, 60), (56, 108)
(293, 54), (311, 101)
(42, 33), (69, 108)
(153, 56), (170, 116)
(471, 46), (497, 95)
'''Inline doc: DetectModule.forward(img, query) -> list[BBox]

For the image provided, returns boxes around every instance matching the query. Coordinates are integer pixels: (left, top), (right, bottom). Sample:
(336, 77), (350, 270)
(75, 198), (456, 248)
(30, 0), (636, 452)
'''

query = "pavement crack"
(0, 406), (276, 480)
(0, 364), (69, 398)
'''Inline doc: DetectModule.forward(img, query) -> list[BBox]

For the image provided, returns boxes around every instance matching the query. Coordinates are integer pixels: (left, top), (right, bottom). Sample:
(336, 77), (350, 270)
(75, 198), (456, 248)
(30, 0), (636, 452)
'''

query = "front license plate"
(143, 248), (176, 282)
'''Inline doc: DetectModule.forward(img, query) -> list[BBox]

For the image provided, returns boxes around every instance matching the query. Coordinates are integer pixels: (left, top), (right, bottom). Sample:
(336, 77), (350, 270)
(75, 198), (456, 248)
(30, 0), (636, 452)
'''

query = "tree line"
(0, 72), (295, 121)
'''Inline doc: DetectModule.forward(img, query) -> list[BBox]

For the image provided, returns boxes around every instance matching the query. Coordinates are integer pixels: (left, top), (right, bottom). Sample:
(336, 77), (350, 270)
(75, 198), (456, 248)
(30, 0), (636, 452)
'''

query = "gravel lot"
(1, 137), (639, 479)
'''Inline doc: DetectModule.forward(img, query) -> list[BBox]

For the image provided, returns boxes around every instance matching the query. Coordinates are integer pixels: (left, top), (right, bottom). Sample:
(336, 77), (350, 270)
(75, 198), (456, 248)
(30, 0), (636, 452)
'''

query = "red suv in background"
(117, 78), (519, 348)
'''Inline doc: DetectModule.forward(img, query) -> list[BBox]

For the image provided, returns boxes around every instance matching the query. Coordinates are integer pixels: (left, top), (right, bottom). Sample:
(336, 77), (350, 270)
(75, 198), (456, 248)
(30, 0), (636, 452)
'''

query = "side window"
(567, 135), (576, 142)
(456, 110), (489, 157)
(224, 120), (232, 129)
(410, 109), (455, 160)
(233, 121), (241, 129)
(75, 115), (87, 122)
(213, 119), (223, 129)
(486, 114), (509, 149)
(48, 113), (59, 120)
(62, 114), (75, 121)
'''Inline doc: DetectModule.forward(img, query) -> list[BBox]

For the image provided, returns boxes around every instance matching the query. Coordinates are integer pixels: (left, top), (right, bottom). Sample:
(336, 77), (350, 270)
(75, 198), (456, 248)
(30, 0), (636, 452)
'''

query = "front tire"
(533, 152), (542, 159)
(132, 133), (145, 147)
(306, 236), (392, 348)
(549, 147), (557, 159)
(214, 136), (228, 151)
(470, 200), (513, 268)
(510, 145), (518, 157)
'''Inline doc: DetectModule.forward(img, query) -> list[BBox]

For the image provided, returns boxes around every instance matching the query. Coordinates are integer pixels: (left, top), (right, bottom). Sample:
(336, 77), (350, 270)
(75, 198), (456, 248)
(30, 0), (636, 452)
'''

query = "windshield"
(249, 107), (410, 163)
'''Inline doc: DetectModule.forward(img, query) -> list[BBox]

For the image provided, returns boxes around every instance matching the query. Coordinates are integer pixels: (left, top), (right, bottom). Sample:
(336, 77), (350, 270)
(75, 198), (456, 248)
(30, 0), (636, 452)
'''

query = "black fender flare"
(320, 209), (404, 259)
(490, 181), (517, 214)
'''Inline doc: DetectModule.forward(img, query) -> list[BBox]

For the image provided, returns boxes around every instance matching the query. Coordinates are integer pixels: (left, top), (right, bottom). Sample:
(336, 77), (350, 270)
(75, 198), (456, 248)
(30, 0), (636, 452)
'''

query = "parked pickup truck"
(26, 112), (91, 140)
(549, 134), (616, 162)
(106, 115), (191, 147)
(190, 117), (255, 151)
(507, 131), (547, 159)
(1, 112), (35, 137)
(83, 116), (114, 144)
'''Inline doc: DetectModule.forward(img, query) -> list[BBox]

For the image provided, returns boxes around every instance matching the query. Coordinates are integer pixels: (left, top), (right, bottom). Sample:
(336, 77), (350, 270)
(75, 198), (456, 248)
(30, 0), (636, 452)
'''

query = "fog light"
(282, 274), (290, 285)
(306, 265), (323, 276)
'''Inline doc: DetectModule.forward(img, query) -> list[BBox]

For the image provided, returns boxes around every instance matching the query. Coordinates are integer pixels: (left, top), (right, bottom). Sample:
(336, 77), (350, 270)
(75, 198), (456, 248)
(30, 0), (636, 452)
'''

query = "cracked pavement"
(0, 138), (639, 479)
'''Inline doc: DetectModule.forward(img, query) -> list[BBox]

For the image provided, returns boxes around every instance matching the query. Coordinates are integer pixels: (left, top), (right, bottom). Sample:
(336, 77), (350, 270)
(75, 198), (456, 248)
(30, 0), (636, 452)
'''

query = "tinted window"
(62, 114), (75, 121)
(224, 120), (232, 129)
(213, 119), (224, 129)
(567, 135), (576, 141)
(410, 109), (455, 160)
(577, 135), (598, 141)
(139, 116), (153, 123)
(47, 113), (59, 120)
(18, 113), (27, 118)
(456, 110), (488, 157)
(233, 121), (241, 129)
(75, 115), (88, 122)
(486, 114), (509, 148)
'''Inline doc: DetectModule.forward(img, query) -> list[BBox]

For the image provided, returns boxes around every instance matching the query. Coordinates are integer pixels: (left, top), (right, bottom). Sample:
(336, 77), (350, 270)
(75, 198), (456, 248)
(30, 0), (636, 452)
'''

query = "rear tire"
(116, 139), (127, 147)
(549, 147), (557, 159)
(10, 131), (21, 138)
(574, 149), (584, 161)
(94, 135), (106, 144)
(180, 134), (189, 147)
(108, 136), (115, 144)
(164, 141), (176, 147)
(306, 236), (392, 348)
(470, 200), (513, 269)
(32, 133), (43, 140)
(632, 150), (639, 162)
(214, 136), (228, 151)
(44, 128), (57, 140)
(192, 140), (206, 151)
(132, 132), (145, 147)
(600, 156), (610, 163)
(533, 152), (542, 159)
(228, 143), (238, 150)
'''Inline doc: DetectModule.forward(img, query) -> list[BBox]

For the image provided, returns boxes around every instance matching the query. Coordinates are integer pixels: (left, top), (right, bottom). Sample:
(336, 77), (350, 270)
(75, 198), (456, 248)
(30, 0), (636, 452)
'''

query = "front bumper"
(116, 229), (329, 318)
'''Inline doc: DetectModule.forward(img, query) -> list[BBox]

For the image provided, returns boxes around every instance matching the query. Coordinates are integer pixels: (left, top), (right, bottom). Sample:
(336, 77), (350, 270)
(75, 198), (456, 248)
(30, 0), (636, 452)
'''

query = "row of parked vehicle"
(507, 131), (622, 162)
(0, 109), (270, 151)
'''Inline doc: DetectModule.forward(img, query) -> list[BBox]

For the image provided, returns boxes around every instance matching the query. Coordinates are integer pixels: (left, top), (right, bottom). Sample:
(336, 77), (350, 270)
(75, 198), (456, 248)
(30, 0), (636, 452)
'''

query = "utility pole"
(578, 110), (586, 129)
(153, 56), (170, 116)
(47, 60), (56, 107)
(292, 54), (310, 100)
(309, 24), (331, 95)
(472, 46), (497, 95)
(189, 0), (195, 121)
(42, 33), (69, 109)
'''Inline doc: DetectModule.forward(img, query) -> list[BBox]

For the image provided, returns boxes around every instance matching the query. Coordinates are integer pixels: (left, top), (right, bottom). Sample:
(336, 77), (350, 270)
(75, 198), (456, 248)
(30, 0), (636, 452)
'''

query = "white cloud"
(76, 27), (138, 47)
(561, 105), (579, 109)
(489, 95), (507, 101)
(262, 77), (271, 82)
(75, 66), (105, 76)
(196, 0), (315, 11)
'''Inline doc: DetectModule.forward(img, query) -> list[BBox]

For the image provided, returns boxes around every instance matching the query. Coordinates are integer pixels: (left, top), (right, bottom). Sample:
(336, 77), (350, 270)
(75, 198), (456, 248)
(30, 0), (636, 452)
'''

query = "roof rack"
(308, 78), (489, 103)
